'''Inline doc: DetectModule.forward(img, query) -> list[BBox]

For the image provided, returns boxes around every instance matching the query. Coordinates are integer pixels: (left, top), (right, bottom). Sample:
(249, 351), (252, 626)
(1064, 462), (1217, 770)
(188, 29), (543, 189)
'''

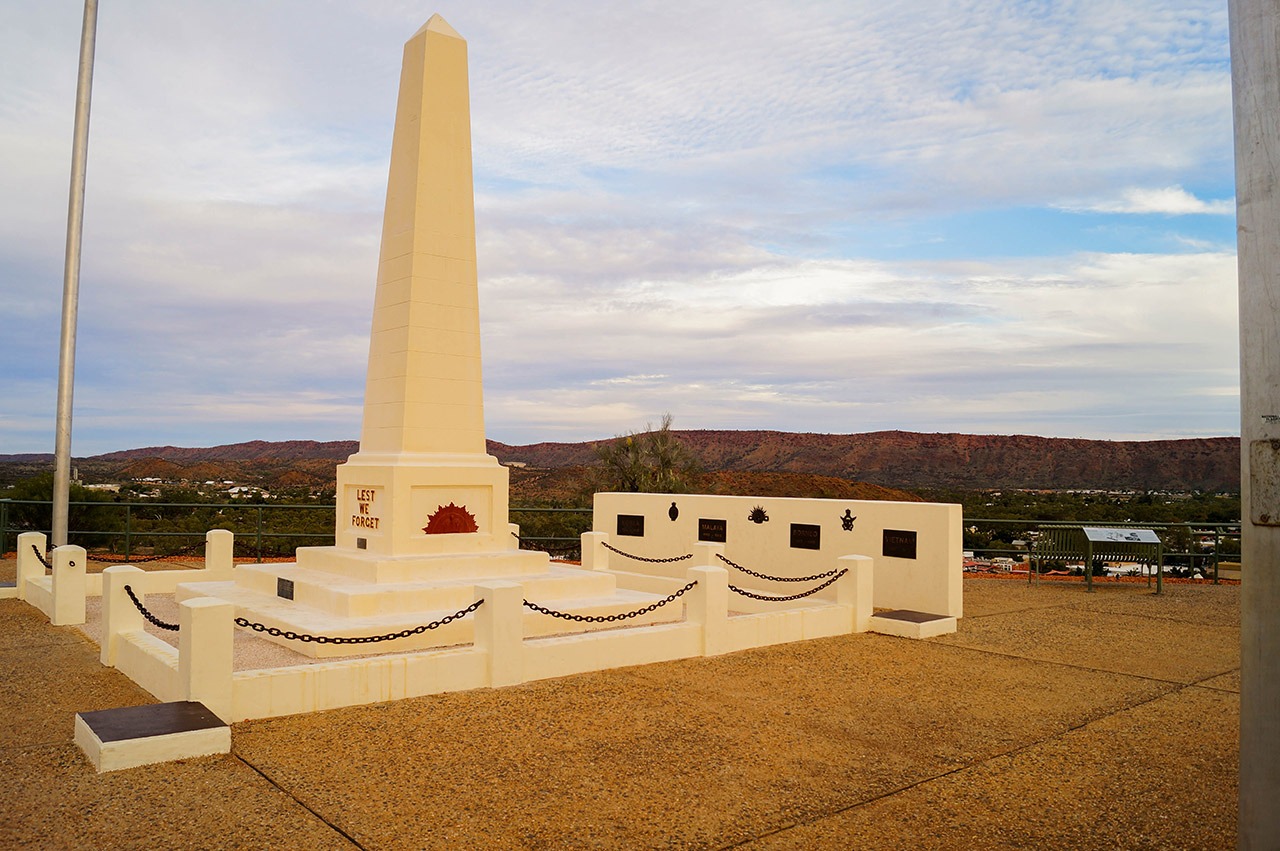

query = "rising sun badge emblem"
(423, 502), (479, 534)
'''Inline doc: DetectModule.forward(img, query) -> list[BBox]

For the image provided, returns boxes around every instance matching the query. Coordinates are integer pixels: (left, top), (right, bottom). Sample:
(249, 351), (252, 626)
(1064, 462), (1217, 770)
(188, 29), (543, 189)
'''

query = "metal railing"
(0, 499), (1241, 581)
(964, 518), (1242, 583)
(0, 498), (592, 563)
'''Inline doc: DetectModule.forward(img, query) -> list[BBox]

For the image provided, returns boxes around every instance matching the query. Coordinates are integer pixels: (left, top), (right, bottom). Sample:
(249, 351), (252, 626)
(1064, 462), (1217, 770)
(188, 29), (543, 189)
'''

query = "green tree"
(592, 414), (700, 494)
(4, 473), (125, 548)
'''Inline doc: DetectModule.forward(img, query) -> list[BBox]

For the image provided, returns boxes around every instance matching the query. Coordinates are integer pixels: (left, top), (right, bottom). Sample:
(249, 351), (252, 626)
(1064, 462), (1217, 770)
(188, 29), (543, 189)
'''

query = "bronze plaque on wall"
(616, 514), (645, 537)
(790, 523), (821, 550)
(698, 518), (727, 543)
(883, 529), (918, 559)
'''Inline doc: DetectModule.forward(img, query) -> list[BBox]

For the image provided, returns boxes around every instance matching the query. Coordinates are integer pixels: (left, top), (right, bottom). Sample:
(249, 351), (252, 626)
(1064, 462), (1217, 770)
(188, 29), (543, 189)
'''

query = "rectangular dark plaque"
(616, 514), (645, 537)
(882, 529), (918, 560)
(356, 537), (367, 550)
(789, 523), (821, 550)
(698, 518), (727, 543)
(78, 701), (227, 743)
(276, 577), (295, 600)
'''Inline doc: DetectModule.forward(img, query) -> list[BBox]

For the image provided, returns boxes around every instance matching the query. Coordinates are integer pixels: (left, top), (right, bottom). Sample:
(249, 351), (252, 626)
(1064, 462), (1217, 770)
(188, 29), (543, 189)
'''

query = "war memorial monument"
(10, 14), (961, 771)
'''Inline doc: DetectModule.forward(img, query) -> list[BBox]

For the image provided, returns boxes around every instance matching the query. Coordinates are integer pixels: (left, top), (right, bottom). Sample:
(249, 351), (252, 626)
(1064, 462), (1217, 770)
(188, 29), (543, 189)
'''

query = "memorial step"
(74, 701), (230, 773)
(175, 579), (682, 658)
(214, 561), (617, 617)
(867, 609), (957, 639)
(294, 545), (552, 584)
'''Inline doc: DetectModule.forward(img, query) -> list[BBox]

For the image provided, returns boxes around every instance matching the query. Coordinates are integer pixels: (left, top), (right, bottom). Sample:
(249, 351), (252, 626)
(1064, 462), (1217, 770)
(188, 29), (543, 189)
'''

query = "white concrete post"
(581, 531), (609, 570)
(837, 555), (875, 633)
(204, 529), (234, 579)
(1230, 0), (1280, 843)
(686, 565), (729, 656)
(473, 581), (524, 687)
(51, 545), (86, 626)
(100, 565), (145, 666)
(179, 597), (235, 722)
(693, 541), (725, 567)
(507, 523), (521, 551)
(15, 531), (47, 601)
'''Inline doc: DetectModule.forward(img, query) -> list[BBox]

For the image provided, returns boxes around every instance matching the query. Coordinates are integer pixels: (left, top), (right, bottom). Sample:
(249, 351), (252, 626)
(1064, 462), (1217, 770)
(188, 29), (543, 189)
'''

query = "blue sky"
(1, 1), (1239, 455)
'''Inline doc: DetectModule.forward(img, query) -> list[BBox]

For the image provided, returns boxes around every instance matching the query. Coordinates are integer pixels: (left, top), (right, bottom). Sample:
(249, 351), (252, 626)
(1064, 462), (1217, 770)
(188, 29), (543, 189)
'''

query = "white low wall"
(100, 556), (876, 722)
(232, 647), (490, 720)
(116, 631), (182, 703)
(591, 492), (963, 618)
(13, 530), (236, 626)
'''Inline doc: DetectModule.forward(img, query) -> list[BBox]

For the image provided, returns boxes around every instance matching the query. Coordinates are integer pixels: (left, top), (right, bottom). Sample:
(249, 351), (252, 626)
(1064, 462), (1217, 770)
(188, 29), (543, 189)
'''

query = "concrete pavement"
(0, 576), (1239, 849)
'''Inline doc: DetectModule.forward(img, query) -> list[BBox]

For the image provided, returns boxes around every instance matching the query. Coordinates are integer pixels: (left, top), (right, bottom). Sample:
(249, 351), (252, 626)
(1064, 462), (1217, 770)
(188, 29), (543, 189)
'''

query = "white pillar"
(686, 565), (729, 656)
(473, 581), (523, 687)
(51, 545), (86, 626)
(507, 523), (521, 551)
(179, 597), (235, 722)
(1230, 1), (1280, 844)
(837, 555), (875, 632)
(100, 565), (145, 666)
(204, 529), (234, 579)
(15, 531), (47, 601)
(693, 541), (725, 567)
(581, 531), (609, 570)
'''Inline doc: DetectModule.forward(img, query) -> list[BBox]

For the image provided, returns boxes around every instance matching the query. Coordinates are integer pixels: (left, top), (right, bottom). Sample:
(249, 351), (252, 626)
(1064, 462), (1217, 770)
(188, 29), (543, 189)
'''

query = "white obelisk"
(332, 14), (512, 560)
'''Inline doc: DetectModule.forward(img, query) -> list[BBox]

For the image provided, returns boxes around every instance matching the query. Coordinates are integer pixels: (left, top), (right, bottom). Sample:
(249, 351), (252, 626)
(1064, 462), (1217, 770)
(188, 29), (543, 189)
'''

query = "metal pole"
(1231, 1), (1280, 844)
(1214, 527), (1221, 584)
(1155, 543), (1162, 596)
(51, 0), (100, 548)
(1085, 539), (1093, 592)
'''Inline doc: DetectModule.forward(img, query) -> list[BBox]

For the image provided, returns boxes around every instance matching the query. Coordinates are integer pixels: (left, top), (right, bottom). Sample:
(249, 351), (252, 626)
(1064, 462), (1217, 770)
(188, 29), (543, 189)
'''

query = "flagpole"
(52, 0), (100, 547)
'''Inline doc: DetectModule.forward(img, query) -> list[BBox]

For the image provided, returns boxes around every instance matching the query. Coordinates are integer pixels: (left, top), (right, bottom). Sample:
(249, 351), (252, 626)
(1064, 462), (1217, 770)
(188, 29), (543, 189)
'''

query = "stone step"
(294, 545), (551, 584)
(223, 562), (616, 618)
(175, 579), (682, 658)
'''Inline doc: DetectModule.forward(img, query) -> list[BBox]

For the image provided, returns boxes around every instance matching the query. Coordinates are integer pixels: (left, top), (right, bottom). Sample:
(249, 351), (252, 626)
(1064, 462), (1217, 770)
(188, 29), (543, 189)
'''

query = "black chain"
(90, 540), (207, 564)
(601, 542), (693, 563)
(715, 553), (838, 583)
(728, 569), (848, 602)
(31, 544), (52, 570)
(123, 584), (180, 631)
(232, 599), (485, 645)
(523, 580), (698, 623)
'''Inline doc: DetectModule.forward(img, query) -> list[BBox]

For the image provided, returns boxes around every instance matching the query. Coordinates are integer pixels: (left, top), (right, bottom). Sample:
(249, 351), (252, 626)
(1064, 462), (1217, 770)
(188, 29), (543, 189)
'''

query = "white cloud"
(1061, 185), (1235, 215)
(0, 1), (1242, 455)
(481, 249), (1240, 442)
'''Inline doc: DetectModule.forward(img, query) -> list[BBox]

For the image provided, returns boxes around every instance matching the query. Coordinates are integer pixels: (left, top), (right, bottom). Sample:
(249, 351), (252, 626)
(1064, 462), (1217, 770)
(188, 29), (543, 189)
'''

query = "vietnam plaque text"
(882, 529), (918, 559)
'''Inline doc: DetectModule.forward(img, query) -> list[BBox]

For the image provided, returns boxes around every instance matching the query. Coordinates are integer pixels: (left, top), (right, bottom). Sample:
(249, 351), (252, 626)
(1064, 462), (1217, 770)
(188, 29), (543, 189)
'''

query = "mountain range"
(0, 430), (1240, 493)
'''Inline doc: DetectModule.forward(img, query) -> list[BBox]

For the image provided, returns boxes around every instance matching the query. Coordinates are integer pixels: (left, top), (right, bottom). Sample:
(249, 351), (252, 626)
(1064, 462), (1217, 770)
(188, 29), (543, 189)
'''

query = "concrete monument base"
(177, 556), (679, 659)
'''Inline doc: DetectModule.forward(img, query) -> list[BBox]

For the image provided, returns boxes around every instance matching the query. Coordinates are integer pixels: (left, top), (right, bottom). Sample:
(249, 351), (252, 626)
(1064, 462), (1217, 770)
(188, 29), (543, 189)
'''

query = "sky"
(0, 0), (1241, 456)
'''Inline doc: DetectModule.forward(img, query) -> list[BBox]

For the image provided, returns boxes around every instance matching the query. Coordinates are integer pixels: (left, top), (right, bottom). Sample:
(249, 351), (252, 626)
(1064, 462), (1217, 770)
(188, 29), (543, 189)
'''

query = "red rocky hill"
(489, 430), (1239, 492)
(4, 431), (1239, 493)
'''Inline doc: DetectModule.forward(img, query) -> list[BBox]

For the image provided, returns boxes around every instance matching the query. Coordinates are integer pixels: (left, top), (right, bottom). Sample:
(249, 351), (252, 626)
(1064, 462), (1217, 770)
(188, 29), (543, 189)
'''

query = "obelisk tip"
(413, 13), (463, 41)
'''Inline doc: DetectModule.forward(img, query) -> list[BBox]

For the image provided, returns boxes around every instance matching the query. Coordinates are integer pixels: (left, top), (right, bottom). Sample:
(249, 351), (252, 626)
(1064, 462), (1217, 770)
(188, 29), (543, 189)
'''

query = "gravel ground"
(0, 569), (1239, 849)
